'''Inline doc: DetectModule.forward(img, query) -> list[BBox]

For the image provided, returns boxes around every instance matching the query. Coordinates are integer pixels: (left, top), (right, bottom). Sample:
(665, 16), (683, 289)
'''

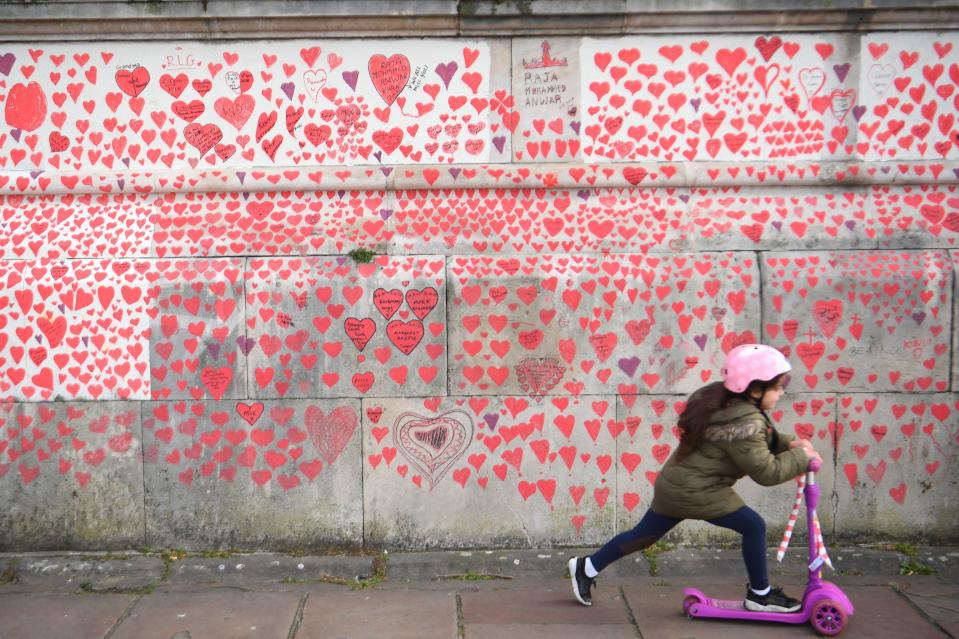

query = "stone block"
(858, 33), (959, 161)
(681, 187), (874, 251)
(512, 37), (581, 163)
(0, 260), (26, 401)
(762, 250), (952, 392)
(0, 402), (145, 550)
(151, 190), (391, 257)
(2, 554), (165, 593)
(363, 395), (618, 548)
(0, 193), (154, 260)
(245, 256), (447, 399)
(143, 399), (362, 549)
(577, 33), (855, 162)
(149, 258), (247, 401)
(835, 393), (959, 541)
(390, 187), (686, 255)
(3, 259), (151, 401)
(869, 185), (959, 250)
(448, 252), (760, 397)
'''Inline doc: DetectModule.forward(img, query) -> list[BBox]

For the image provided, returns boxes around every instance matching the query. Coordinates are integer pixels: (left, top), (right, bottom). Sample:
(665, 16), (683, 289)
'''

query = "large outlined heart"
(394, 410), (472, 489)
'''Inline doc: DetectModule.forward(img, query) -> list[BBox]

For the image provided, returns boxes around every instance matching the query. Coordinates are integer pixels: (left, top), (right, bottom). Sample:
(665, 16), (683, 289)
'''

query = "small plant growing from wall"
(348, 248), (376, 263)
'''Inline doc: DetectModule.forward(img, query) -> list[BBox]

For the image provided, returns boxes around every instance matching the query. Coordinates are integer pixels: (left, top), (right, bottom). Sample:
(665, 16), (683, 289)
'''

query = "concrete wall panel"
(245, 256), (447, 399)
(363, 395), (617, 549)
(449, 252), (760, 397)
(0, 194), (154, 260)
(143, 399), (362, 549)
(152, 190), (391, 258)
(835, 393), (959, 541)
(762, 250), (953, 392)
(149, 258), (247, 402)
(0, 402), (144, 550)
(577, 33), (857, 162)
(391, 187), (687, 254)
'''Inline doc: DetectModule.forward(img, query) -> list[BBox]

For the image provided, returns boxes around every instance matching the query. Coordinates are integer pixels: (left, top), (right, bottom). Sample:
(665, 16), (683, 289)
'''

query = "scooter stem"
(805, 470), (824, 587)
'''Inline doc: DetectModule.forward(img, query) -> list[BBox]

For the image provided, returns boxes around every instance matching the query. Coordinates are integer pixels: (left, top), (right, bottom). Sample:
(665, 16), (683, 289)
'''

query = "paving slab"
(624, 579), (951, 639)
(464, 623), (638, 638)
(896, 580), (959, 638)
(297, 588), (457, 639)
(111, 590), (301, 639)
(0, 593), (134, 639)
(460, 581), (630, 625)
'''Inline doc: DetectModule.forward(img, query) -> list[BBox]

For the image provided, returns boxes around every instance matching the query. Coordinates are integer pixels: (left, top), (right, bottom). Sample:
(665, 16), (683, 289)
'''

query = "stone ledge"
(0, 1), (957, 40)
(1, 160), (957, 195)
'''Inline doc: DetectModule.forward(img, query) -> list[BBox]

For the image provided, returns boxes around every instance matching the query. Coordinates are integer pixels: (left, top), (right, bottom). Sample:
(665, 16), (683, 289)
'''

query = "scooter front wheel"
(810, 598), (847, 636)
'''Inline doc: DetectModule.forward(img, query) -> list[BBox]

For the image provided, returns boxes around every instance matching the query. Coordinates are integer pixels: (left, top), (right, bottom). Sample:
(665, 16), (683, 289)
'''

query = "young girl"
(569, 344), (821, 612)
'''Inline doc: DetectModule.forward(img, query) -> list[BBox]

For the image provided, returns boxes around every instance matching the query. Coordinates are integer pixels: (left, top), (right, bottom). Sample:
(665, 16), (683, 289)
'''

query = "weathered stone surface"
(0, 402), (144, 550)
(390, 187), (687, 255)
(152, 191), (391, 257)
(245, 256), (447, 398)
(461, 582), (632, 623)
(143, 399), (362, 549)
(1, 27), (959, 553)
(363, 395), (618, 548)
(762, 250), (952, 392)
(149, 258), (247, 402)
(0, 554), (164, 593)
(834, 393), (959, 541)
(448, 252), (760, 397)
(681, 187), (875, 251)
(953, 251), (958, 392)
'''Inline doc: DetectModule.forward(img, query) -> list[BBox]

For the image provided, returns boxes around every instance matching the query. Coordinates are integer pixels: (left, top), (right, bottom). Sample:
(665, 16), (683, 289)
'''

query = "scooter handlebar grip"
(808, 458), (822, 472)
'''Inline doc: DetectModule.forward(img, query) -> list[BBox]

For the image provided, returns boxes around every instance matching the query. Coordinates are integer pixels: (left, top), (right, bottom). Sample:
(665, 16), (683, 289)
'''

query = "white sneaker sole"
(568, 557), (591, 606)
(744, 599), (801, 613)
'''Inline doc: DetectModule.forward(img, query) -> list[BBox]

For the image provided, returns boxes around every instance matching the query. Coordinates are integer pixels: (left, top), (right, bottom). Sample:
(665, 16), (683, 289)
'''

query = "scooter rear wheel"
(682, 595), (700, 616)
(810, 599), (847, 636)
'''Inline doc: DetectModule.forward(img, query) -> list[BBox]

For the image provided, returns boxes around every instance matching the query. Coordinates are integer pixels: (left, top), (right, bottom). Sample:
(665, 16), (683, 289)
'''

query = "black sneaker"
(568, 556), (595, 606)
(744, 585), (802, 613)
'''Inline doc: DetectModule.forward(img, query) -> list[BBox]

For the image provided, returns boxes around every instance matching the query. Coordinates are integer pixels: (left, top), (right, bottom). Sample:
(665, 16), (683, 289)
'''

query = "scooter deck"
(684, 591), (808, 624)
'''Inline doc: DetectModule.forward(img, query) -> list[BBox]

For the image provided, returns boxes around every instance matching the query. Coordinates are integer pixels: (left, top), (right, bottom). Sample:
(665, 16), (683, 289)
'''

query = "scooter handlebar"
(807, 458), (822, 472)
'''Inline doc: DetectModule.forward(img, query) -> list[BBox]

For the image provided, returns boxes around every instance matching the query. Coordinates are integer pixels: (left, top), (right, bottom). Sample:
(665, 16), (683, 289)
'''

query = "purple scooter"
(682, 459), (854, 636)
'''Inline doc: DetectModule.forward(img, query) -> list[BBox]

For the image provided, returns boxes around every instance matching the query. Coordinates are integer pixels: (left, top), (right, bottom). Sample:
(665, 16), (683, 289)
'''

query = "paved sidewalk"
(0, 546), (956, 638)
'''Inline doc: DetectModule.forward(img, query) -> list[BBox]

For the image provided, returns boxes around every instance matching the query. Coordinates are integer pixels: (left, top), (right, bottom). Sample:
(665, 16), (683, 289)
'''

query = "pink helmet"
(722, 344), (791, 393)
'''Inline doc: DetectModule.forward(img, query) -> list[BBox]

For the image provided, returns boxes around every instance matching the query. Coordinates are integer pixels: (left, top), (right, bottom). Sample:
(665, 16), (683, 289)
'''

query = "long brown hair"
(675, 375), (784, 461)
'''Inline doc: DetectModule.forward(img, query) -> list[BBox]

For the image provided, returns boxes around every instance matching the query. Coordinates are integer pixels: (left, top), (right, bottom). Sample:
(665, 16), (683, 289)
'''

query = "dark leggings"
(587, 506), (769, 589)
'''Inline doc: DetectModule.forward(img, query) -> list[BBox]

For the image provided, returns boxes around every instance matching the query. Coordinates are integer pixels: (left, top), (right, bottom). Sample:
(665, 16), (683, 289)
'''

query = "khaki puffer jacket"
(650, 396), (808, 520)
